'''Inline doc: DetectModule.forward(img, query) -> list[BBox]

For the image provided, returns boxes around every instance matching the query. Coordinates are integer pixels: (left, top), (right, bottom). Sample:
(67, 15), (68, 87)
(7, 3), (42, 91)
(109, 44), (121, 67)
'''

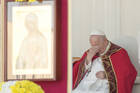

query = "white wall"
(72, 0), (140, 76)
(71, 0), (92, 57)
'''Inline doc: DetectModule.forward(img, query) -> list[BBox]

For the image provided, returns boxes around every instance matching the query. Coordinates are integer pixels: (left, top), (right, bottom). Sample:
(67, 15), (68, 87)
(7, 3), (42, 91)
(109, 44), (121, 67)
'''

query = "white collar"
(100, 41), (111, 56)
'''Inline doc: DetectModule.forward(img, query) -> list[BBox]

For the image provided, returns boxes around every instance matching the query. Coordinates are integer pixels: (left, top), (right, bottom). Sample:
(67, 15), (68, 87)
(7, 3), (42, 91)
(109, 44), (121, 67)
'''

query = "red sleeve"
(72, 52), (87, 89)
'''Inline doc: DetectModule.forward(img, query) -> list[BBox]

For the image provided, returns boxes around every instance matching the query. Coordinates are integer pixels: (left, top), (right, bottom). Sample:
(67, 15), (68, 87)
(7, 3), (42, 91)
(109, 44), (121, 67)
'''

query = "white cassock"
(72, 42), (111, 93)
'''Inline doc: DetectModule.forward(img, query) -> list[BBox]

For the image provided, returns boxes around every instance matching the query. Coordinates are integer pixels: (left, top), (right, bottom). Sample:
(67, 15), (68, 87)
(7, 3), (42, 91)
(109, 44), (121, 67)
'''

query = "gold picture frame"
(1, 0), (60, 81)
(67, 0), (72, 92)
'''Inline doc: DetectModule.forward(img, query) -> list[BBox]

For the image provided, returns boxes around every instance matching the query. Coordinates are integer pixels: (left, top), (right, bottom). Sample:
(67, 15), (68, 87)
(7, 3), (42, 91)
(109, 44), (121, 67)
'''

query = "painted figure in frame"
(16, 13), (48, 69)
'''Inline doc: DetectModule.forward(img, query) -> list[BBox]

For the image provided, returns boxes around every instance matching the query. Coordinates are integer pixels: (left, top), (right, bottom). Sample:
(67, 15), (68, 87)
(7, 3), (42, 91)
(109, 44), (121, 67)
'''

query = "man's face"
(89, 35), (102, 47)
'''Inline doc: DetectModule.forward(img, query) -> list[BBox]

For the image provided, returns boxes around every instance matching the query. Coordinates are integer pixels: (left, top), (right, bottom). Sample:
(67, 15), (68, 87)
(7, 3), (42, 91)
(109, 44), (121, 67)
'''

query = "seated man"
(72, 29), (137, 93)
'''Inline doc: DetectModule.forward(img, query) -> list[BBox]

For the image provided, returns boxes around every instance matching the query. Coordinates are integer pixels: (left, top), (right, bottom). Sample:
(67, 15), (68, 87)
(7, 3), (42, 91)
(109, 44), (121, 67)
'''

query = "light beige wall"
(71, 0), (93, 57)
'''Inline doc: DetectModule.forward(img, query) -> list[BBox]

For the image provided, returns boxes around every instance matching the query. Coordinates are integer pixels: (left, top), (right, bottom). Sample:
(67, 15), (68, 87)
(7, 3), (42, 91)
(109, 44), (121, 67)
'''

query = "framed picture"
(1, 0), (61, 81)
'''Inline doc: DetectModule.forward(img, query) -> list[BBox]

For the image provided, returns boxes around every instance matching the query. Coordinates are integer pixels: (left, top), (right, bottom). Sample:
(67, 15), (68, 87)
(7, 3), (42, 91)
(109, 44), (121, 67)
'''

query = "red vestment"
(73, 43), (137, 93)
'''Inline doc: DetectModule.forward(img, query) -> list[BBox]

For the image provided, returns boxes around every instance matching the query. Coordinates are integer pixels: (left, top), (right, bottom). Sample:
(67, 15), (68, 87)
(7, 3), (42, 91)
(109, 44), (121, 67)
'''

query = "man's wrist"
(86, 58), (91, 65)
(85, 58), (92, 70)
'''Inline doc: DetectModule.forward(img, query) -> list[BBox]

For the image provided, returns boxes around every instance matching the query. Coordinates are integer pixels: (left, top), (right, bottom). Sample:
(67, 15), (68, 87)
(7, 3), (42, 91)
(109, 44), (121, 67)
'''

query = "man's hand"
(96, 71), (106, 79)
(86, 46), (99, 65)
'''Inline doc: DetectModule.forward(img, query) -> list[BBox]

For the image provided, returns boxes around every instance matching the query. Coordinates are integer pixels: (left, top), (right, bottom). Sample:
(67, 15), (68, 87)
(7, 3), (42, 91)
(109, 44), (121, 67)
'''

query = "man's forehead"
(90, 35), (102, 38)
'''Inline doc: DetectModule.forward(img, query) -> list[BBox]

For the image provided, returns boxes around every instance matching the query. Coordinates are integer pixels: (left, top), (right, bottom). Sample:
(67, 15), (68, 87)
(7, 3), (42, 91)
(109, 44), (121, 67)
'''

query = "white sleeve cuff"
(85, 61), (92, 70)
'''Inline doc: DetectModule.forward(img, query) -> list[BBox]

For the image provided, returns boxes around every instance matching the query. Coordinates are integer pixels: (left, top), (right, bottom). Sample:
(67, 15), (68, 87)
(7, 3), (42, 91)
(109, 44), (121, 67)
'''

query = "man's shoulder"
(110, 42), (122, 50)
(109, 42), (128, 56)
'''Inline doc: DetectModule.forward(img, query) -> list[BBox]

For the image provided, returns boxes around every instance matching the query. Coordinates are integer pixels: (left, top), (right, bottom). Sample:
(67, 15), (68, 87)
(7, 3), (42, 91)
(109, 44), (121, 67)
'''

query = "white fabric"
(85, 61), (92, 70)
(72, 57), (109, 93)
(90, 29), (105, 36)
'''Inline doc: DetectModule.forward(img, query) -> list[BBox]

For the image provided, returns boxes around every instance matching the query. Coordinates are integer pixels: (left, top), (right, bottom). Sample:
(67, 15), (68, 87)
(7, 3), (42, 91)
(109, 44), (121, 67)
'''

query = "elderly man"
(72, 29), (137, 93)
